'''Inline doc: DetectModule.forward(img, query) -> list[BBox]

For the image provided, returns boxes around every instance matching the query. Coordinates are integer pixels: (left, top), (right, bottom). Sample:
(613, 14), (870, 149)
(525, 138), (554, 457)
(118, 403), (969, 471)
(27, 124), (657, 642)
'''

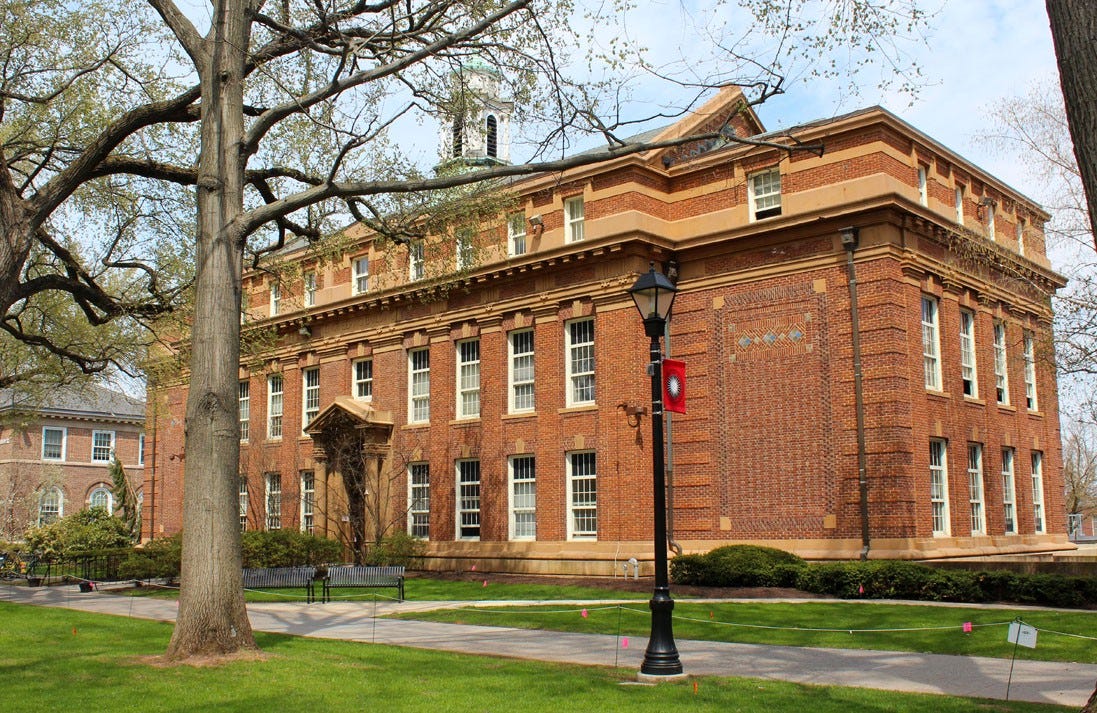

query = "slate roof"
(0, 384), (145, 423)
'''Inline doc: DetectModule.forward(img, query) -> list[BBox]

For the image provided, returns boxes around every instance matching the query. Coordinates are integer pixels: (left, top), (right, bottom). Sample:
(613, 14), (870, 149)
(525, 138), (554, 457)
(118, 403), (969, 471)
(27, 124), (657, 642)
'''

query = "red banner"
(662, 358), (686, 414)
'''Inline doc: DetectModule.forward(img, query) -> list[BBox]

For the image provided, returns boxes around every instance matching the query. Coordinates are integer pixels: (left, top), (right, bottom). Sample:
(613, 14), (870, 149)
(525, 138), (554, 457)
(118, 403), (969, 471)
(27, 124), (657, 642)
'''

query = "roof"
(0, 384), (145, 423)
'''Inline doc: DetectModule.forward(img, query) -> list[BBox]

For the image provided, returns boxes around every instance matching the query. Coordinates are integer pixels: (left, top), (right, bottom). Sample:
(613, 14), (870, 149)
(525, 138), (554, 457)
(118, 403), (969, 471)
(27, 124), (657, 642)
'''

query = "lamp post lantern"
(627, 262), (684, 678)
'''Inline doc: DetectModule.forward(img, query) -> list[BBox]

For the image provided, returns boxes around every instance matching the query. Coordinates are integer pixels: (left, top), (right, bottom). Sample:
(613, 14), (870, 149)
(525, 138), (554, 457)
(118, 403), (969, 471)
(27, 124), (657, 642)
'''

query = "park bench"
(322, 565), (405, 603)
(242, 566), (318, 603)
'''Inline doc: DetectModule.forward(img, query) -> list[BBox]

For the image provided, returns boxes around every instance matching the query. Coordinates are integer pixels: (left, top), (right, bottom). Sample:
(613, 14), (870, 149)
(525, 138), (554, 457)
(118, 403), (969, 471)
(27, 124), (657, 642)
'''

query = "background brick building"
(147, 83), (1070, 573)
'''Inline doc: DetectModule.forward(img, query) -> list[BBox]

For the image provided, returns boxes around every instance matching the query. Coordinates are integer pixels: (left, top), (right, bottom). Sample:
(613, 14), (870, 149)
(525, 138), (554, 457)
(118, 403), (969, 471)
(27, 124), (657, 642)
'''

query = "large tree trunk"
(165, 0), (257, 659)
(1047, 0), (1097, 250)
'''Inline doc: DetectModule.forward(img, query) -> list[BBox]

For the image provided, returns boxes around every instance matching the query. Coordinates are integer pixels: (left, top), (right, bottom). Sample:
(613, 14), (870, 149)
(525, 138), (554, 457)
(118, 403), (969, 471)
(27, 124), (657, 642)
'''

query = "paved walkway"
(3, 583), (1095, 707)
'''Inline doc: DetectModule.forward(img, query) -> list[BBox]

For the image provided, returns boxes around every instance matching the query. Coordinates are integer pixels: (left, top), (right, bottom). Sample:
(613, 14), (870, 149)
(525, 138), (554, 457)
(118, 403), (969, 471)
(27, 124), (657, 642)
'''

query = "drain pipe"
(842, 227), (871, 561)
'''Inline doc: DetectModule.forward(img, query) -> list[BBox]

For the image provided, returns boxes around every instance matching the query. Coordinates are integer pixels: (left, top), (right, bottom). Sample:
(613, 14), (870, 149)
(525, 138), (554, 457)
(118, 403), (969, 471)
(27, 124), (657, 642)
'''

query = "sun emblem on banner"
(666, 372), (682, 400)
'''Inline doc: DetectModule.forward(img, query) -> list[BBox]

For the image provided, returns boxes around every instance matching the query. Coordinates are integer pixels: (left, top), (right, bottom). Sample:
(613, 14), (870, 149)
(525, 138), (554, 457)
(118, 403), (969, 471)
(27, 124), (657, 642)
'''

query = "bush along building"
(145, 79), (1070, 574)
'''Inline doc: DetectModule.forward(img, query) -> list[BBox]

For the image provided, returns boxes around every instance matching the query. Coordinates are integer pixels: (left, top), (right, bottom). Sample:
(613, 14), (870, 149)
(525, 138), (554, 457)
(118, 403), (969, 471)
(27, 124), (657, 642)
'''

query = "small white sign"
(1007, 622), (1038, 649)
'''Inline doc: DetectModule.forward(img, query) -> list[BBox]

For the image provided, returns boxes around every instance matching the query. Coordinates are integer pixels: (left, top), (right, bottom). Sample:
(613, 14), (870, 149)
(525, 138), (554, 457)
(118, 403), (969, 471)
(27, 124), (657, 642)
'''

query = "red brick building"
(146, 84), (1070, 572)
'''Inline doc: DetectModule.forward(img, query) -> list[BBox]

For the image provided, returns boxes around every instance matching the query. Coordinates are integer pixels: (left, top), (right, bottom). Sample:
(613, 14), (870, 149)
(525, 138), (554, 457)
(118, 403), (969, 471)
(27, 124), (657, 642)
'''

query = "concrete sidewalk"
(3, 583), (1095, 707)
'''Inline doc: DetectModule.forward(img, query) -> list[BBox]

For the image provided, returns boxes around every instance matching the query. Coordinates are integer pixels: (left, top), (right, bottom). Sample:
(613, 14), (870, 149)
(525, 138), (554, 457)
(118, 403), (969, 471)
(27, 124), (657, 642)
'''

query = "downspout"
(842, 227), (871, 561)
(663, 257), (682, 556)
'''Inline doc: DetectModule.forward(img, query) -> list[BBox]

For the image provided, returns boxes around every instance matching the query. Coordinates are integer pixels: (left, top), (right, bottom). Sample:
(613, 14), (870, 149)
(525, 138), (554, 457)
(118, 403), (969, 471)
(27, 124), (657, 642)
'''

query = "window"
(268, 374), (284, 439)
(408, 348), (430, 423)
(509, 329), (535, 413)
(353, 359), (373, 401)
(265, 472), (282, 531)
(1031, 452), (1045, 534)
(456, 229), (474, 271)
(921, 296), (941, 391)
(270, 282), (281, 316)
(508, 212), (527, 256)
(509, 455), (536, 540)
(408, 463), (430, 538)
(564, 196), (585, 242)
(566, 318), (595, 406)
(967, 444), (985, 535)
(239, 477), (249, 531)
(456, 459), (481, 540)
(239, 381), (250, 442)
(1002, 448), (1017, 535)
(1016, 218), (1026, 256)
(567, 451), (597, 539)
(486, 114), (498, 158)
(409, 241), (425, 281)
(138, 434), (145, 466)
(302, 367), (320, 430)
(240, 290), (249, 324)
(92, 430), (115, 463)
(452, 117), (464, 158)
(749, 168), (782, 220)
(993, 322), (1010, 405)
(917, 165), (928, 206)
(929, 439), (950, 536)
(304, 271), (317, 307)
(959, 310), (978, 398)
(986, 200), (996, 241)
(38, 488), (62, 525)
(955, 184), (965, 224)
(41, 427), (65, 461)
(300, 471), (314, 534)
(353, 256), (369, 294)
(457, 339), (481, 419)
(1023, 331), (1038, 411)
(89, 486), (112, 512)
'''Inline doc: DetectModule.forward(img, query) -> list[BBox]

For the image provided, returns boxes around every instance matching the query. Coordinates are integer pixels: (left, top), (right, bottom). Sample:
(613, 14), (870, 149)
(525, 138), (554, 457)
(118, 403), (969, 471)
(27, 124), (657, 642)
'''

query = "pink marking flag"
(963, 622), (973, 633)
(621, 636), (629, 649)
(581, 609), (588, 618)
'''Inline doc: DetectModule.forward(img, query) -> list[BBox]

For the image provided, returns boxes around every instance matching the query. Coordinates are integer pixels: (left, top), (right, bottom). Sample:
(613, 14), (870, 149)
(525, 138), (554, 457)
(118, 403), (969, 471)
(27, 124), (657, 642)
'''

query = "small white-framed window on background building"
(564, 196), (585, 242)
(456, 229), (475, 270)
(1031, 452), (1045, 534)
(986, 200), (996, 241)
(353, 359), (373, 401)
(509, 328), (535, 413)
(239, 381), (250, 442)
(300, 471), (314, 534)
(138, 433), (145, 466)
(302, 367), (320, 430)
(921, 296), (941, 391)
(304, 271), (317, 307)
(748, 168), (782, 220)
(509, 455), (536, 540)
(269, 281), (281, 316)
(567, 451), (597, 540)
(993, 322), (1010, 405)
(1023, 331), (1038, 411)
(1001, 447), (1017, 534)
(929, 439), (950, 536)
(566, 318), (595, 406)
(959, 310), (978, 398)
(408, 348), (430, 423)
(41, 427), (65, 461)
(955, 184), (965, 224)
(409, 242), (425, 281)
(239, 477), (249, 531)
(457, 339), (481, 419)
(91, 430), (115, 463)
(508, 211), (527, 256)
(268, 374), (284, 439)
(457, 459), (481, 540)
(1016, 218), (1026, 256)
(486, 114), (498, 158)
(353, 256), (370, 294)
(265, 472), (282, 531)
(89, 486), (112, 512)
(38, 488), (63, 525)
(408, 463), (430, 539)
(917, 165), (928, 206)
(967, 444), (985, 535)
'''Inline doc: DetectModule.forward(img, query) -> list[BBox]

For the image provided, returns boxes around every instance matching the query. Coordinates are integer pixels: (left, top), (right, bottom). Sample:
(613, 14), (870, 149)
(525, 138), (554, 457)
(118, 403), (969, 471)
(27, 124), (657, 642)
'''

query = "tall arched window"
(452, 118), (464, 158)
(486, 115), (498, 158)
(89, 486), (113, 512)
(39, 488), (63, 525)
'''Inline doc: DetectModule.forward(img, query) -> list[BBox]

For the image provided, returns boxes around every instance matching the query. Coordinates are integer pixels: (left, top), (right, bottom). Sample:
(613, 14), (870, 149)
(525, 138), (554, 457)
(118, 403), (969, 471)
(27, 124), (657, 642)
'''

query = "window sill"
(1026, 409), (1044, 418)
(503, 411), (537, 420)
(925, 389), (951, 400)
(559, 404), (597, 415)
(402, 422), (430, 430)
(996, 403), (1017, 413)
(449, 418), (482, 426)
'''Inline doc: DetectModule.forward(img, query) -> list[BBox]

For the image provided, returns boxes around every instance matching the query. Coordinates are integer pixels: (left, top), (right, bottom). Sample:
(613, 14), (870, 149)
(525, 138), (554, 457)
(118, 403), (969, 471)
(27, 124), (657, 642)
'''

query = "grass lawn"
(390, 600), (1097, 664)
(0, 601), (1074, 713)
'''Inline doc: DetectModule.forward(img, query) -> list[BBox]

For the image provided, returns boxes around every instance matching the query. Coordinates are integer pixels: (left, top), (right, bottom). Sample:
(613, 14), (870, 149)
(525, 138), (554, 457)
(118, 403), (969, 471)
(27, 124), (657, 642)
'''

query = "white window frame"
(304, 271), (317, 307)
(239, 477), (249, 531)
(1031, 452), (1045, 534)
(456, 459), (481, 540)
(408, 463), (430, 539)
(38, 487), (63, 525)
(929, 439), (950, 536)
(955, 184), (965, 224)
(265, 472), (282, 531)
(917, 165), (928, 206)
(959, 310), (978, 398)
(967, 444), (985, 535)
(91, 430), (115, 463)
(268, 374), (284, 439)
(922, 296), (942, 391)
(986, 200), (996, 241)
(408, 348), (430, 424)
(993, 321), (1010, 405)
(457, 338), (481, 419)
(300, 471), (314, 534)
(509, 455), (536, 541)
(89, 486), (113, 512)
(41, 427), (66, 461)
(138, 433), (145, 466)
(567, 451), (597, 540)
(353, 359), (373, 401)
(509, 328), (535, 413)
(1023, 331), (1038, 411)
(302, 367), (320, 431)
(1002, 447), (1017, 535)
(566, 318), (595, 407)
(564, 196), (585, 243)
(269, 281), (281, 316)
(508, 211), (527, 256)
(1016, 218), (1026, 256)
(748, 168), (782, 221)
(352, 256), (370, 295)
(409, 241), (425, 281)
(456, 229), (475, 270)
(239, 381), (250, 442)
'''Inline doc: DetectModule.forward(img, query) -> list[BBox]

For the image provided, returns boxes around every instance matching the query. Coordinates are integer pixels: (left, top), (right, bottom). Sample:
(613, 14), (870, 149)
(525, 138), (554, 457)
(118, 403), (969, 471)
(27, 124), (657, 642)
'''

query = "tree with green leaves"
(108, 457), (140, 541)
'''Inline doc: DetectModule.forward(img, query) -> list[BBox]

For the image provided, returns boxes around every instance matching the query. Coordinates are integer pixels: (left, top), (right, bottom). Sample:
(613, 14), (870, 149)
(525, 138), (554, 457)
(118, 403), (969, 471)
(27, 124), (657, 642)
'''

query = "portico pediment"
(304, 395), (394, 437)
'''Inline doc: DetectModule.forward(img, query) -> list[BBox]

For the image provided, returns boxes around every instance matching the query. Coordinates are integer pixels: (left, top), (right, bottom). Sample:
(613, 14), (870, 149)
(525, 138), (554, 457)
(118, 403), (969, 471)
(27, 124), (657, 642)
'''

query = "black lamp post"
(627, 262), (684, 678)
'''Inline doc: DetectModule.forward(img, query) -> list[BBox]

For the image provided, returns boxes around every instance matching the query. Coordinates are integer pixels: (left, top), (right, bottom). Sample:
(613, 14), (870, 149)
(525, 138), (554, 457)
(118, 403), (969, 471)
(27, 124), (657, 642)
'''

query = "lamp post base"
(640, 587), (684, 676)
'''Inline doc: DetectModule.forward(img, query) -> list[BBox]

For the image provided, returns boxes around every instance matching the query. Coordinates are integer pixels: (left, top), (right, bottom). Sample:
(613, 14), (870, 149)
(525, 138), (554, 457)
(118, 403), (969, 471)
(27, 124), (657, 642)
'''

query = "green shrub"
(23, 507), (134, 559)
(671, 545), (806, 588)
(241, 530), (343, 568)
(118, 535), (182, 581)
(364, 531), (425, 567)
